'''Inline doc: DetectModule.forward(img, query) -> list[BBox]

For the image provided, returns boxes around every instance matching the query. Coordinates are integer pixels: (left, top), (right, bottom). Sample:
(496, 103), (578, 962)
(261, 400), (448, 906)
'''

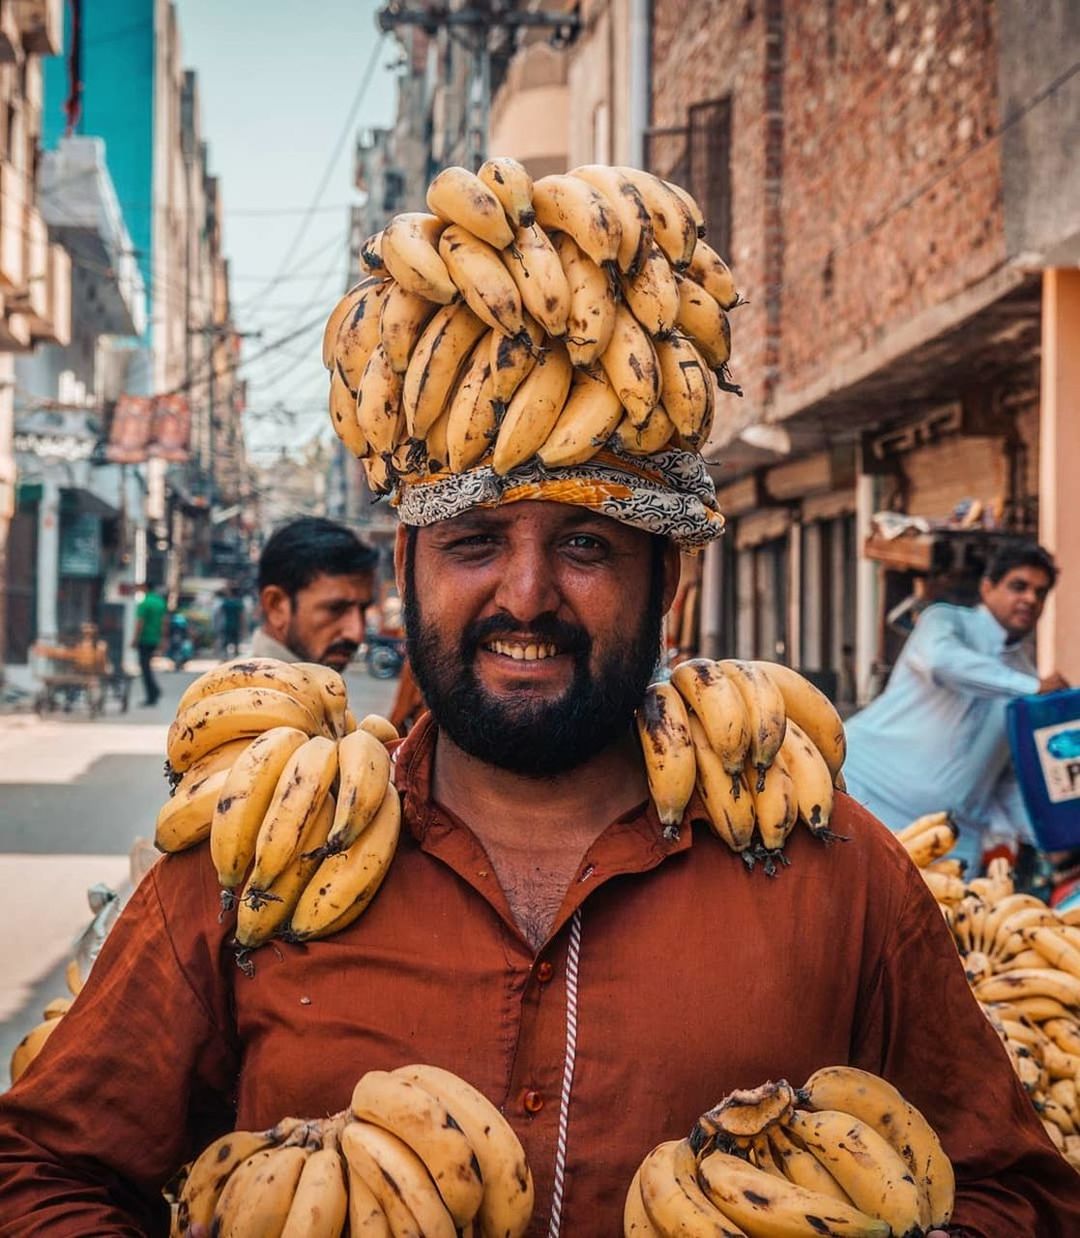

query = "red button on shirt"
(523, 1089), (544, 1114)
(536, 961), (554, 983)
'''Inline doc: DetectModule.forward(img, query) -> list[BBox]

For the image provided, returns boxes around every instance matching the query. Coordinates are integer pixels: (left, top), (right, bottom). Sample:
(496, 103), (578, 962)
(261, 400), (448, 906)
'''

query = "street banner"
(105, 395), (154, 463)
(149, 394), (192, 462)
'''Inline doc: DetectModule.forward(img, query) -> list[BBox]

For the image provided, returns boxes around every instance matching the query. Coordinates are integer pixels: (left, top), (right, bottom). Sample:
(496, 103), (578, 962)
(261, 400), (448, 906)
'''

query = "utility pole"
(376, 3), (580, 170)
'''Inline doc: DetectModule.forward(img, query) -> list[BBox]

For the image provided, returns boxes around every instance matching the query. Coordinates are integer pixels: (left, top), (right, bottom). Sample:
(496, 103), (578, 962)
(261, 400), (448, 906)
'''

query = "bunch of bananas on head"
(909, 840), (1080, 1170)
(171, 1064), (533, 1238)
(637, 659), (847, 871)
(154, 659), (400, 956)
(628, 1067), (955, 1236)
(322, 159), (742, 492)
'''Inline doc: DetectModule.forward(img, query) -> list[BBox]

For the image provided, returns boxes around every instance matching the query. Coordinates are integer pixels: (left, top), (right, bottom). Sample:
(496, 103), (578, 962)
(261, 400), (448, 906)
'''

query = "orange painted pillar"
(1038, 268), (1080, 685)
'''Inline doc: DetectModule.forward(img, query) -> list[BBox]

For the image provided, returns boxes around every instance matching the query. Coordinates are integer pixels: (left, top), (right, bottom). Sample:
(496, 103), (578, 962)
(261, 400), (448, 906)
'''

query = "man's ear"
(661, 541), (682, 614)
(260, 585), (292, 638)
(393, 525), (410, 598)
(978, 576), (993, 605)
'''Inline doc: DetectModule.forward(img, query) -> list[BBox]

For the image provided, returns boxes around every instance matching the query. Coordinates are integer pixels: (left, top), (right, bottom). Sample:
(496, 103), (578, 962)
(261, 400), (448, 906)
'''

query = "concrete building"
(0, 0), (71, 676)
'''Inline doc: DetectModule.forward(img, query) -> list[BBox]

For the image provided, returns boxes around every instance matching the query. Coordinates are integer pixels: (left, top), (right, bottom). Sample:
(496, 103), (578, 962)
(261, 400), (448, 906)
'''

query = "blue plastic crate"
(1006, 688), (1080, 852)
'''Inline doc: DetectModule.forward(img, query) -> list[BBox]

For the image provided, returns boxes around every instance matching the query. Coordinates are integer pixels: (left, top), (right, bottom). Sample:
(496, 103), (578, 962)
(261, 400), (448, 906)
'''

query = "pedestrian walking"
(218, 586), (245, 659)
(131, 581), (167, 708)
(844, 542), (1068, 872)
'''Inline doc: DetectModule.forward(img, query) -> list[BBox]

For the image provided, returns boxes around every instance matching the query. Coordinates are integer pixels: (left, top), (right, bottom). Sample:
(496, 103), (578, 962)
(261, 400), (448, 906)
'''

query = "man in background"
(131, 580), (167, 707)
(844, 542), (1068, 872)
(251, 516), (377, 672)
(217, 585), (245, 658)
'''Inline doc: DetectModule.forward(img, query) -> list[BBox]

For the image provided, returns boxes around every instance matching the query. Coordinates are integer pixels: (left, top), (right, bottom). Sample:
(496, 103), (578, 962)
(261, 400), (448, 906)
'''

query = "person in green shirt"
(132, 582), (167, 707)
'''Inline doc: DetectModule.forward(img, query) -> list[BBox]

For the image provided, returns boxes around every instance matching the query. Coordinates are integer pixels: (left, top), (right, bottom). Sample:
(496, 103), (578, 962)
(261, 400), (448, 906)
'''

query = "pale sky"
(176, 0), (398, 459)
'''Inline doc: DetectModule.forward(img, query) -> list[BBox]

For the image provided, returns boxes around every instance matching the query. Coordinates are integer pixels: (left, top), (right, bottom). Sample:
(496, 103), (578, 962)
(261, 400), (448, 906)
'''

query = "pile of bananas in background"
(171, 1064), (533, 1238)
(903, 821), (1080, 1169)
(154, 659), (401, 956)
(637, 659), (847, 871)
(627, 1067), (954, 1237)
(322, 158), (742, 490)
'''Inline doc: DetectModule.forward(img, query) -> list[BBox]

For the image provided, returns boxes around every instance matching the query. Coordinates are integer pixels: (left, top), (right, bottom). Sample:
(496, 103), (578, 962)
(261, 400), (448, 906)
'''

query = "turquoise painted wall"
(43, 1), (156, 317)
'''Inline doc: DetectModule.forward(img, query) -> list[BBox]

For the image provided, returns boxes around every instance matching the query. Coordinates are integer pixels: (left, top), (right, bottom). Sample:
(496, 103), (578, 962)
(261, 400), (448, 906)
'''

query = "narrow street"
(0, 662), (396, 1079)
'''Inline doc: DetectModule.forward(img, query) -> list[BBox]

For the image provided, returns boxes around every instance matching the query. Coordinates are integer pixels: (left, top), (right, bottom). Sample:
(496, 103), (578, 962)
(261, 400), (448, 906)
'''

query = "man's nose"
(339, 608), (366, 643)
(492, 545), (561, 621)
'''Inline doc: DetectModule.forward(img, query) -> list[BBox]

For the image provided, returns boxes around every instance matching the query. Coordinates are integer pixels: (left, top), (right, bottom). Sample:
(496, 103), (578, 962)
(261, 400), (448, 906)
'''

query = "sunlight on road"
(0, 720), (169, 785)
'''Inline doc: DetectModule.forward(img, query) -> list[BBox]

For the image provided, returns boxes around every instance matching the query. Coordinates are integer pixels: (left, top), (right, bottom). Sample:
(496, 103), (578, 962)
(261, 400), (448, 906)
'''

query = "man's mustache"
(325, 641), (359, 658)
(461, 613), (591, 659)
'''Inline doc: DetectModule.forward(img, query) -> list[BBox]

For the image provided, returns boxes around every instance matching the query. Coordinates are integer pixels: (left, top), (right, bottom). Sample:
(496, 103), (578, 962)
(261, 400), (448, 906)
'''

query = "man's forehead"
(302, 570), (374, 598)
(423, 501), (630, 537)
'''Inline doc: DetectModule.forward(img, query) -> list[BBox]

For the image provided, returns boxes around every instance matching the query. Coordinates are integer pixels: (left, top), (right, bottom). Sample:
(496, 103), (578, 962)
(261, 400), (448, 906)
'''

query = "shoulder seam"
(148, 861), (227, 1035)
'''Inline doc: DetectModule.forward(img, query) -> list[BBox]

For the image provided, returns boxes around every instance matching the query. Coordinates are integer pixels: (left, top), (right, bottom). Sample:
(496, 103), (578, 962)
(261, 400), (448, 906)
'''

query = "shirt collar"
(975, 603), (1034, 656)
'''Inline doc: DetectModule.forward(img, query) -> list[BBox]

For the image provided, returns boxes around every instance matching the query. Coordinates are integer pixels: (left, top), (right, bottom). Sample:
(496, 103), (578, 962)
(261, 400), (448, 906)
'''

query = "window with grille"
(644, 96), (732, 258)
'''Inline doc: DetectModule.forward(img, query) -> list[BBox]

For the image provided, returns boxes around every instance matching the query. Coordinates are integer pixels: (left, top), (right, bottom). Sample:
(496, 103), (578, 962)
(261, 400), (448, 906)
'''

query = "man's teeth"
(487, 640), (560, 661)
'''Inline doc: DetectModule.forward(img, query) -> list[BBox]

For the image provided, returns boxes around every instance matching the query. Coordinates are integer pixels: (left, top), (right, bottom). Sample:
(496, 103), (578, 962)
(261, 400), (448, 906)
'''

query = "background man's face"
(396, 502), (680, 776)
(262, 571), (373, 670)
(980, 565), (1052, 640)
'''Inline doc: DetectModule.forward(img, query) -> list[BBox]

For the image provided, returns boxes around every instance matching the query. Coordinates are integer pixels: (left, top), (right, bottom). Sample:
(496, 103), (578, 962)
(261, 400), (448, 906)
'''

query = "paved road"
(0, 660), (397, 1078)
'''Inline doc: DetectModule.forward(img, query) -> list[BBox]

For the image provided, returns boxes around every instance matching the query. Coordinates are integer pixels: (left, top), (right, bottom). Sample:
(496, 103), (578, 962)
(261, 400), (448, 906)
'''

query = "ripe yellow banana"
(355, 345), (404, 457)
(235, 794), (334, 949)
(894, 809), (953, 848)
(613, 405), (675, 455)
(41, 996), (71, 1021)
(489, 316), (544, 408)
(155, 767), (230, 853)
(168, 687), (321, 774)
(335, 278), (393, 391)
(977, 967), (1080, 1009)
(671, 659), (751, 780)
(393, 1063), (534, 1238)
(779, 718), (835, 839)
(532, 173), (622, 267)
(748, 661), (846, 780)
(379, 281), (441, 375)
(9, 1018), (59, 1084)
(624, 1165), (663, 1236)
(244, 736), (338, 898)
(552, 231), (617, 367)
(423, 408), (451, 474)
(748, 750), (797, 853)
(654, 334), (713, 446)
(172, 735), (254, 789)
(329, 365), (368, 459)
(570, 164), (654, 274)
(177, 657), (327, 720)
(638, 1139), (742, 1237)
(213, 1145), (310, 1238)
(280, 1144), (349, 1238)
(785, 1109), (924, 1238)
(323, 728), (392, 855)
(688, 239), (740, 309)
(537, 366), (623, 468)
(903, 822), (960, 868)
(341, 1120), (456, 1238)
(766, 1125), (854, 1203)
(637, 681), (696, 829)
(477, 156), (535, 228)
(802, 1065), (955, 1229)
(616, 167), (697, 269)
(322, 279), (374, 369)
(991, 906), (1061, 959)
(501, 224), (571, 338)
(427, 165), (514, 249)
(360, 230), (386, 275)
(350, 1070), (484, 1228)
(403, 302), (488, 438)
(446, 342), (498, 472)
(922, 870), (965, 905)
(716, 660), (787, 790)
(1024, 926), (1080, 981)
(347, 1162), (392, 1235)
(438, 224), (525, 338)
(600, 303), (661, 427)
(293, 663), (348, 740)
(289, 784), (401, 941)
(491, 341), (574, 475)
(665, 179), (706, 238)
(676, 276), (732, 368)
(380, 212), (455, 303)
(698, 1149), (891, 1237)
(622, 241), (680, 336)
(210, 727), (309, 892)
(175, 1128), (281, 1235)
(358, 714), (399, 745)
(688, 715), (756, 852)
(1045, 1018), (1080, 1056)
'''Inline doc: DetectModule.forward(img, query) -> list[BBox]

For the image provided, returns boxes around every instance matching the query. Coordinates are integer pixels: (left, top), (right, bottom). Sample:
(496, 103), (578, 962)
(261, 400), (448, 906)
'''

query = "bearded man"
(0, 444), (1077, 1235)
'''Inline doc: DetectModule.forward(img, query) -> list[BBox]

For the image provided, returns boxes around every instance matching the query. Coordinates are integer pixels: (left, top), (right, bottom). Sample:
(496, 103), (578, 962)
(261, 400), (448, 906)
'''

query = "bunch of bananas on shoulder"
(9, 992), (74, 1085)
(907, 840), (1080, 1168)
(154, 658), (401, 953)
(171, 1063), (533, 1238)
(636, 659), (847, 871)
(322, 158), (744, 491)
(627, 1067), (954, 1237)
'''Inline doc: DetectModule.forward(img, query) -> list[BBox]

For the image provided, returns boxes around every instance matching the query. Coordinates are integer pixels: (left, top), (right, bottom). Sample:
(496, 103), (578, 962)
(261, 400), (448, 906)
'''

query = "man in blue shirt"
(844, 543), (1067, 872)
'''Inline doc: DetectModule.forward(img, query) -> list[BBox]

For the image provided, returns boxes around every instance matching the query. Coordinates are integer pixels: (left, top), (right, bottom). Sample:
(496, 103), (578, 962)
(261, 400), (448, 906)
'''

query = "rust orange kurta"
(0, 714), (1078, 1234)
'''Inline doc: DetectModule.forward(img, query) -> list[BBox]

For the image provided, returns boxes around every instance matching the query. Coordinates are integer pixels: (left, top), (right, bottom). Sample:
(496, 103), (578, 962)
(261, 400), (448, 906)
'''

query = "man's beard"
(404, 536), (666, 777)
(283, 619), (357, 669)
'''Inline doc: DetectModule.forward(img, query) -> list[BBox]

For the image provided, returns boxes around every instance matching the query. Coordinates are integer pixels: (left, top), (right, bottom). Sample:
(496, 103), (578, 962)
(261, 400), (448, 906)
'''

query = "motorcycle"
(364, 634), (405, 680)
(168, 614), (195, 671)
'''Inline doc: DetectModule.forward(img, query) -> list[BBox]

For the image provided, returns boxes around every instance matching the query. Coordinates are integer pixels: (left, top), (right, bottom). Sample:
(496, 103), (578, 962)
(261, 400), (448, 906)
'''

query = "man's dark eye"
(565, 535), (605, 552)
